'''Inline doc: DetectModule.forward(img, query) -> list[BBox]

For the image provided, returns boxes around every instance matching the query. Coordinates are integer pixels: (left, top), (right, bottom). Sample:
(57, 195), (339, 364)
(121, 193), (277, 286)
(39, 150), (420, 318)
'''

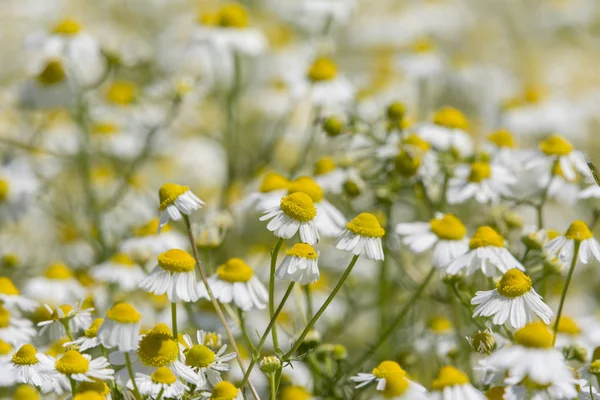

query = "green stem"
(70, 378), (77, 395)
(552, 241), (581, 346)
(269, 373), (277, 400)
(283, 255), (360, 360)
(270, 238), (284, 349)
(62, 320), (74, 341)
(171, 302), (178, 340)
(125, 352), (141, 400)
(304, 285), (313, 320)
(156, 387), (165, 400)
(237, 308), (257, 353)
(438, 173), (450, 211)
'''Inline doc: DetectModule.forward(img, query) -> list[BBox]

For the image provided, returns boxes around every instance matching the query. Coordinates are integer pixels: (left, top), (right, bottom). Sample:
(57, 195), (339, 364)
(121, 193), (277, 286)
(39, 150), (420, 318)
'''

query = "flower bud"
(469, 330), (495, 354)
(394, 151), (421, 177)
(332, 344), (347, 361)
(503, 212), (523, 229)
(386, 102), (405, 122)
(590, 360), (600, 375)
(564, 345), (587, 363)
(297, 330), (321, 354)
(323, 116), (344, 137)
(259, 356), (281, 374)
(343, 180), (361, 198)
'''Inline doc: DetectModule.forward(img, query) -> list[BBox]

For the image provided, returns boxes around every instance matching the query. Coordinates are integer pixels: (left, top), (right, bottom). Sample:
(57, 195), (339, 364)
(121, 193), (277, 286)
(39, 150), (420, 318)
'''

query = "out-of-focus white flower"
(526, 134), (589, 181)
(92, 253), (145, 291)
(0, 304), (36, 346)
(37, 303), (93, 340)
(24, 263), (86, 305)
(120, 218), (188, 262)
(415, 106), (473, 158)
(0, 277), (38, 312)
(396, 39), (445, 79)
(64, 318), (104, 352)
(447, 161), (515, 205)
(0, 161), (39, 221)
(428, 365), (485, 400)
(351, 361), (428, 400)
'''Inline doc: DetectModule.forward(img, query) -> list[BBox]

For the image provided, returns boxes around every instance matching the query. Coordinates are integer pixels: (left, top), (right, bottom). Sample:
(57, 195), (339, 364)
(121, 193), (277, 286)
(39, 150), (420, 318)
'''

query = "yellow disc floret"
(259, 173), (289, 193)
(496, 269), (532, 297)
(556, 316), (581, 335)
(137, 324), (178, 367)
(106, 303), (141, 324)
(13, 385), (39, 400)
(430, 214), (467, 240)
(217, 3), (249, 28)
(286, 243), (318, 259)
(432, 107), (469, 131)
(73, 391), (106, 400)
(372, 361), (406, 379)
(157, 249), (196, 273)
(488, 130), (515, 148)
(468, 162), (492, 183)
(404, 134), (430, 152)
(0, 339), (12, 355)
(159, 183), (189, 210)
(289, 177), (324, 203)
(0, 277), (19, 295)
(382, 374), (410, 398)
(469, 226), (504, 249)
(106, 81), (137, 105)
(307, 57), (337, 82)
(280, 192), (317, 222)
(110, 253), (136, 267)
(314, 157), (337, 176)
(12, 344), (39, 365)
(84, 318), (104, 338)
(52, 18), (81, 35)
(428, 316), (452, 333)
(346, 213), (385, 238)
(51, 304), (73, 320)
(92, 122), (119, 136)
(564, 220), (593, 241)
(394, 151), (421, 177)
(135, 218), (170, 236)
(539, 134), (573, 156)
(55, 350), (89, 375)
(0, 304), (10, 328)
(44, 263), (73, 280)
(78, 379), (110, 396)
(0, 179), (8, 202)
(37, 60), (66, 86)
(185, 344), (216, 368)
(514, 321), (553, 349)
(211, 381), (239, 400)
(151, 367), (177, 384)
(431, 365), (470, 390)
(279, 385), (311, 400)
(217, 258), (254, 283)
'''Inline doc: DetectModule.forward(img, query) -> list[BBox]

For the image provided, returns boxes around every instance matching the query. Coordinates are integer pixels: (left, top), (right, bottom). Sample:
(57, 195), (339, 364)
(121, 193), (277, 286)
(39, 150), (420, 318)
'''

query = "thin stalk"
(125, 352), (141, 400)
(156, 387), (165, 400)
(552, 241), (581, 346)
(237, 308), (257, 353)
(304, 285), (313, 320)
(269, 373), (277, 400)
(171, 303), (178, 340)
(70, 378), (77, 395)
(270, 238), (284, 349)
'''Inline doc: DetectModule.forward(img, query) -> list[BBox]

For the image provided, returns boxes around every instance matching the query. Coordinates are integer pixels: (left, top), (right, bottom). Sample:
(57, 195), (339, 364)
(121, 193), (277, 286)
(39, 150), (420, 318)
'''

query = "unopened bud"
(332, 344), (347, 361)
(503, 212), (523, 229)
(469, 330), (495, 354)
(323, 116), (344, 137)
(343, 180), (361, 198)
(394, 151), (421, 177)
(386, 102), (405, 122)
(260, 356), (281, 374)
(590, 360), (600, 375)
(564, 345), (587, 363)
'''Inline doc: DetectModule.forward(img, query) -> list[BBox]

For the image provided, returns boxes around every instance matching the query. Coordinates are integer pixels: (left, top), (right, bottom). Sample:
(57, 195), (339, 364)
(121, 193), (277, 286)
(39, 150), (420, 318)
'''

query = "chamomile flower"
(38, 303), (93, 340)
(544, 220), (600, 264)
(416, 106), (473, 158)
(97, 303), (142, 352)
(180, 330), (236, 387)
(471, 269), (553, 329)
(24, 263), (86, 305)
(38, 349), (113, 386)
(139, 249), (203, 303)
(92, 253), (146, 291)
(485, 129), (518, 166)
(446, 161), (515, 204)
(445, 226), (524, 277)
(260, 192), (320, 245)
(539, 163), (581, 205)
(335, 213), (385, 260)
(0, 304), (36, 346)
(244, 172), (290, 212)
(395, 213), (469, 268)
(351, 361), (427, 400)
(157, 183), (204, 231)
(8, 344), (51, 388)
(483, 322), (576, 394)
(0, 277), (38, 312)
(527, 134), (589, 181)
(314, 157), (348, 195)
(198, 381), (243, 400)
(120, 218), (188, 262)
(65, 318), (104, 351)
(0, 162), (39, 221)
(276, 243), (320, 284)
(302, 56), (354, 107)
(278, 385), (314, 400)
(428, 365), (485, 400)
(203, 258), (268, 311)
(133, 367), (187, 399)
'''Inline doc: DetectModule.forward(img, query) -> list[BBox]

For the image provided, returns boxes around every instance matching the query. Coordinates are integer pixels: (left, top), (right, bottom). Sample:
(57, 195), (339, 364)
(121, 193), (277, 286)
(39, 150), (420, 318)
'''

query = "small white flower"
(120, 218), (188, 262)
(97, 303), (142, 352)
(0, 304), (36, 346)
(8, 344), (62, 393)
(64, 318), (104, 352)
(351, 361), (427, 399)
(335, 213), (385, 260)
(260, 192), (320, 245)
(38, 349), (113, 386)
(92, 253), (146, 291)
(0, 277), (38, 312)
(447, 161), (515, 205)
(471, 269), (553, 329)
(428, 365), (485, 400)
(158, 183), (204, 231)
(180, 330), (236, 387)
(544, 220), (600, 265)
(133, 367), (187, 399)
(38, 303), (93, 341)
(416, 106), (473, 158)
(526, 134), (589, 182)
(198, 381), (243, 400)
(24, 263), (86, 305)
(276, 243), (320, 284)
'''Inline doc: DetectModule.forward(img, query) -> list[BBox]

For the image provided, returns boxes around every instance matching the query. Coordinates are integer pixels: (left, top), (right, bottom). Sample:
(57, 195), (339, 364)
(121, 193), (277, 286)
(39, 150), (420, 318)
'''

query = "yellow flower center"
(289, 177), (324, 203)
(0, 178), (9, 202)
(279, 385), (311, 400)
(185, 344), (216, 368)
(404, 134), (430, 152)
(564, 220), (593, 241)
(217, 258), (254, 282)
(13, 384), (40, 400)
(0, 304), (10, 328)
(488, 129), (515, 148)
(210, 381), (239, 400)
(539, 134), (573, 156)
(468, 162), (492, 183)
(85, 318), (104, 338)
(486, 387), (505, 400)
(496, 269), (532, 297)
(78, 379), (110, 396)
(280, 192), (317, 222)
(394, 151), (421, 177)
(137, 324), (178, 367)
(135, 218), (170, 236)
(314, 158), (337, 176)
(44, 263), (73, 280)
(259, 173), (289, 193)
(547, 229), (561, 241)
(469, 226), (504, 249)
(346, 213), (385, 238)
(551, 162), (565, 178)
(217, 3), (249, 28)
(557, 316), (581, 335)
(106, 81), (137, 106)
(286, 243), (318, 259)
(158, 183), (189, 211)
(110, 253), (137, 267)
(430, 214), (467, 240)
(514, 322), (553, 349)
(428, 316), (452, 333)
(37, 60), (66, 86)
(0, 277), (19, 295)
(431, 366), (470, 390)
(411, 38), (435, 53)
(0, 339), (12, 355)
(151, 367), (177, 384)
(157, 249), (196, 273)
(106, 303), (141, 324)
(52, 18), (81, 35)
(92, 122), (119, 136)
(47, 338), (70, 357)
(204, 332), (220, 348)
(51, 304), (73, 320)
(12, 344), (39, 366)
(307, 57), (337, 82)
(73, 391), (105, 400)
(372, 361), (406, 379)
(382, 375), (410, 398)
(55, 350), (89, 375)
(432, 107), (469, 131)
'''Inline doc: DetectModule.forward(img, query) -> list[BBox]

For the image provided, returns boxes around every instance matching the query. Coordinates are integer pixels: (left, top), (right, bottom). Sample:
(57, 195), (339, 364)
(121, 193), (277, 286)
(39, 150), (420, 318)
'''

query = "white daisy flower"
(260, 192), (320, 245)
(395, 213), (469, 268)
(38, 303), (93, 341)
(428, 365), (486, 400)
(8, 344), (55, 390)
(544, 220), (600, 264)
(97, 302), (142, 352)
(0, 277), (38, 312)
(537, 162), (581, 205)
(483, 322), (577, 395)
(243, 172), (290, 212)
(396, 39), (444, 79)
(578, 182), (600, 199)
(276, 243), (320, 284)
(203, 258), (268, 311)
(314, 157), (348, 195)
(0, 304), (36, 346)
(120, 218), (188, 262)
(132, 367), (187, 399)
(139, 249), (203, 303)
(351, 361), (427, 400)
(415, 106), (473, 158)
(197, 381), (243, 400)
(180, 330), (236, 387)
(445, 226), (524, 277)
(485, 129), (518, 167)
(553, 316), (587, 350)
(526, 134), (589, 182)
(157, 183), (204, 231)
(92, 253), (146, 291)
(291, 177), (346, 237)
(471, 268), (553, 329)
(0, 339), (16, 387)
(38, 349), (113, 386)
(300, 56), (354, 108)
(0, 161), (39, 221)
(192, 210), (234, 249)
(447, 161), (515, 205)
(335, 212), (385, 260)
(24, 263), (86, 305)
(65, 318), (104, 352)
